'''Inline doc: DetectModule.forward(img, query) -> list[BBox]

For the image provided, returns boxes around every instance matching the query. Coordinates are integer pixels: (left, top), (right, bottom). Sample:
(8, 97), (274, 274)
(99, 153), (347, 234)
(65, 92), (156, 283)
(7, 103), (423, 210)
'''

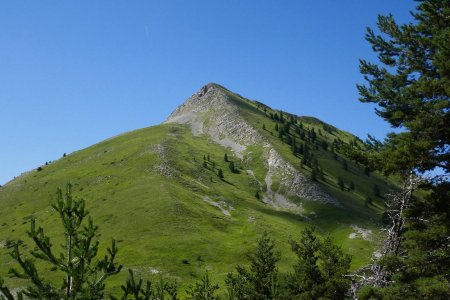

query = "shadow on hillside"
(221, 179), (235, 186)
(257, 207), (306, 223)
(247, 201), (307, 223)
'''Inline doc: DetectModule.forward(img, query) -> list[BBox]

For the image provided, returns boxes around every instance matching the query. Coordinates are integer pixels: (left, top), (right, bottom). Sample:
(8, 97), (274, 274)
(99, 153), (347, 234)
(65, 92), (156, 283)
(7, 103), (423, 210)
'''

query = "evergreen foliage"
(287, 227), (351, 299)
(0, 184), (122, 299)
(354, 1), (450, 297)
(186, 272), (219, 300)
(226, 232), (280, 299)
(112, 269), (179, 300)
(228, 161), (236, 173)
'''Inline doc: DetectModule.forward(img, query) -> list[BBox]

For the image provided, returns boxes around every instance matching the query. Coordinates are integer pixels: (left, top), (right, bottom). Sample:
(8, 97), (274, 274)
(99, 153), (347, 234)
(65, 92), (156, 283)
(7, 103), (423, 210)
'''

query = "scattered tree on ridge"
(228, 161), (236, 173)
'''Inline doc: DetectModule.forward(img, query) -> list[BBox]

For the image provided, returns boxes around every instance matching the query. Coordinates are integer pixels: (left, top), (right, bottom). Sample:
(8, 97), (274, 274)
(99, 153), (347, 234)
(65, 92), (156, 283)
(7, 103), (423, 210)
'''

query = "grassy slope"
(0, 87), (395, 296)
(225, 89), (393, 265)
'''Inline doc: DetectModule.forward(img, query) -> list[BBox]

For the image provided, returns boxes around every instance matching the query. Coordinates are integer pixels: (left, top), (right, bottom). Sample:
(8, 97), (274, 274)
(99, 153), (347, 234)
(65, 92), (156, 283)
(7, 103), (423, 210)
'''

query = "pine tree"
(353, 1), (450, 297)
(228, 161), (235, 173)
(186, 272), (220, 300)
(0, 184), (122, 299)
(218, 169), (224, 179)
(288, 227), (351, 299)
(112, 269), (179, 300)
(224, 153), (228, 162)
(226, 232), (280, 299)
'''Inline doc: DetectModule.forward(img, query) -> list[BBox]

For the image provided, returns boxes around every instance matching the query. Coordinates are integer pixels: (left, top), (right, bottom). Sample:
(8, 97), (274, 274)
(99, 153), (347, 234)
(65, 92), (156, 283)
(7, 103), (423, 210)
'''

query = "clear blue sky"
(0, 1), (417, 185)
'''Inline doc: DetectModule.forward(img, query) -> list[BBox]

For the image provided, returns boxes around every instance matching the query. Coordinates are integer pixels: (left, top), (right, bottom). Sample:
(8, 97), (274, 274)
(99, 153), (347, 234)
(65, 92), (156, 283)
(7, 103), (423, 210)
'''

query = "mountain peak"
(164, 83), (265, 160)
(164, 83), (233, 128)
(165, 84), (337, 206)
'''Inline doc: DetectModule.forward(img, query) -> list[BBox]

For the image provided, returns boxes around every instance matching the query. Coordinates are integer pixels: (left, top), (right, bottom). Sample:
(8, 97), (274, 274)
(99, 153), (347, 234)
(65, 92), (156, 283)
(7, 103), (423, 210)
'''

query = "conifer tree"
(112, 269), (179, 300)
(288, 227), (351, 299)
(228, 161), (235, 173)
(186, 272), (219, 300)
(0, 184), (122, 300)
(353, 1), (450, 297)
(226, 232), (280, 299)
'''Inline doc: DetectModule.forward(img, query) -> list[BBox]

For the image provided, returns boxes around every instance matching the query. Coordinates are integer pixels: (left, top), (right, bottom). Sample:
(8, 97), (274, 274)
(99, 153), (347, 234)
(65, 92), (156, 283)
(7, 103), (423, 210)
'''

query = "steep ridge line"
(165, 84), (338, 207)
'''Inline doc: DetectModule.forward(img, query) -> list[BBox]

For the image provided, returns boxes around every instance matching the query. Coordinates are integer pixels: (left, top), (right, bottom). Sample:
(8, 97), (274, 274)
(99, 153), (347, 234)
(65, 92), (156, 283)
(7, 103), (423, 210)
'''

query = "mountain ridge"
(166, 83), (340, 206)
(0, 83), (390, 293)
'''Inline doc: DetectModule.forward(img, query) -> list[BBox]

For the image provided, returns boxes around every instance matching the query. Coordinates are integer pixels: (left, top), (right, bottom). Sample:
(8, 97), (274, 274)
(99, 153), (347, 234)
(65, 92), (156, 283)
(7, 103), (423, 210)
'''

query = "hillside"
(0, 83), (394, 295)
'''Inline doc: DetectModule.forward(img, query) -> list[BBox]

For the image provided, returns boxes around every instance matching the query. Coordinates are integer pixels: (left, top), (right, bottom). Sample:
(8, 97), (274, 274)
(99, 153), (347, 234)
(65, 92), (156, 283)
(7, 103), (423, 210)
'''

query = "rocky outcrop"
(165, 83), (262, 158)
(264, 147), (337, 206)
(165, 83), (338, 207)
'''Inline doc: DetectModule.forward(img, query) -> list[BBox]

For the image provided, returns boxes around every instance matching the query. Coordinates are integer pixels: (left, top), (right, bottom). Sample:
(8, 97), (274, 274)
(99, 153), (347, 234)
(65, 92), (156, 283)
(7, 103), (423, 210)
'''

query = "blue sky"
(0, 1), (417, 185)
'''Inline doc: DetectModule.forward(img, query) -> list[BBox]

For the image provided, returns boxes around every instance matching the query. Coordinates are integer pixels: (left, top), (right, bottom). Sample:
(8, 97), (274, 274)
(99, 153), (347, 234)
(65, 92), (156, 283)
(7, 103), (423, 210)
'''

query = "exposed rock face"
(264, 147), (337, 206)
(165, 83), (338, 207)
(165, 83), (262, 158)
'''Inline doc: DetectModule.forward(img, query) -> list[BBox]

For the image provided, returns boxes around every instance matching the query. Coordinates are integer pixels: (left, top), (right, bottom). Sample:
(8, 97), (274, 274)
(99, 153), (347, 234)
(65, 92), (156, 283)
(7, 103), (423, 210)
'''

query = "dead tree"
(347, 172), (420, 299)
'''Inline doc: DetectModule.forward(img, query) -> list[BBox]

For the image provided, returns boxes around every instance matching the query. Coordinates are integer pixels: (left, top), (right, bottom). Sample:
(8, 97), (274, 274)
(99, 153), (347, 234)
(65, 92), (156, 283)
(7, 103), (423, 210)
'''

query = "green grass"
(0, 85), (396, 297)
